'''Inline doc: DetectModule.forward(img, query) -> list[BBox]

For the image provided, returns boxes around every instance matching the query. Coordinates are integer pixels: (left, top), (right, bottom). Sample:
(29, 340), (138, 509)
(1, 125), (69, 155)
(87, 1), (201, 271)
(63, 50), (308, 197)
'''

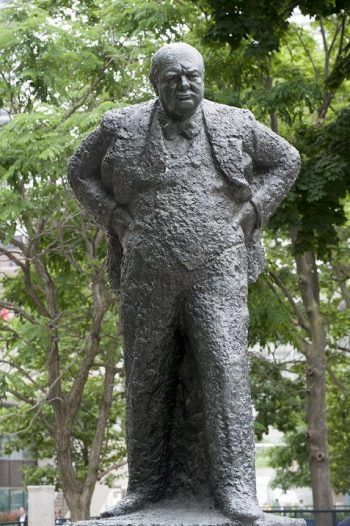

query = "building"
(0, 242), (35, 514)
(0, 435), (35, 513)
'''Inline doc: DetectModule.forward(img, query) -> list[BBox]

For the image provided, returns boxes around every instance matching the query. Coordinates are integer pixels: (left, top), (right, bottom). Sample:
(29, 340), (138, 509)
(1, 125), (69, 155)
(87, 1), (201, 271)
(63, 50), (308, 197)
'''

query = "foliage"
(269, 429), (311, 491)
(199, 0), (350, 57)
(250, 350), (306, 440)
(327, 357), (350, 494)
(202, 0), (293, 56)
(0, 126), (126, 488)
(0, 0), (163, 517)
(0, 0), (349, 512)
(272, 107), (350, 257)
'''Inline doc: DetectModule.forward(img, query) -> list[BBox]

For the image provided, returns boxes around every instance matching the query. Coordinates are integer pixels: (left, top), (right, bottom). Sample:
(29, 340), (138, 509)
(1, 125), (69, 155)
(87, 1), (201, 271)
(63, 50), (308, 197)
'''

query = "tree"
(0, 0), (166, 519)
(193, 3), (350, 524)
(0, 106), (125, 520)
(202, 0), (349, 57)
(268, 35), (350, 517)
(266, 213), (350, 497)
(1, 0), (349, 520)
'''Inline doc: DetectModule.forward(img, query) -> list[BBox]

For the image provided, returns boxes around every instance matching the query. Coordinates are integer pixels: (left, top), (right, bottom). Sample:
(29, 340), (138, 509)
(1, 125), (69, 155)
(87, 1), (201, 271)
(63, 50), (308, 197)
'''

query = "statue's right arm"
(68, 125), (131, 233)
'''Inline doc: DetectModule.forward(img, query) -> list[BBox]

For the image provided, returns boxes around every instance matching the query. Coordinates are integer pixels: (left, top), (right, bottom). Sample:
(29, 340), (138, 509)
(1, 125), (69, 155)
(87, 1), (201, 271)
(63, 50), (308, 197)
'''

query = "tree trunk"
(64, 491), (91, 522)
(54, 418), (100, 521)
(294, 250), (333, 526)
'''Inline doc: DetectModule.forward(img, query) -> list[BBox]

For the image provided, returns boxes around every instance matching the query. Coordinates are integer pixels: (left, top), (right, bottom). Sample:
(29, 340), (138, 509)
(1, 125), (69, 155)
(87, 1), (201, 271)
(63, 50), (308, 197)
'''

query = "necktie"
(159, 110), (202, 140)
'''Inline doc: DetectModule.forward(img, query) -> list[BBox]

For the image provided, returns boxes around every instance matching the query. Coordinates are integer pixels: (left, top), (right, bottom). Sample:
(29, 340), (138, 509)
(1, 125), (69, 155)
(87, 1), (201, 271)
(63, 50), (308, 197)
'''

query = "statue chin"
(162, 98), (202, 120)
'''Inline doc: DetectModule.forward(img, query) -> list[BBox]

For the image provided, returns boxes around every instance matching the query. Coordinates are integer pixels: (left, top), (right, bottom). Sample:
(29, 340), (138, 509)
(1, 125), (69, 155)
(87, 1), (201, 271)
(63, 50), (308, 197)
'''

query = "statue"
(68, 43), (303, 526)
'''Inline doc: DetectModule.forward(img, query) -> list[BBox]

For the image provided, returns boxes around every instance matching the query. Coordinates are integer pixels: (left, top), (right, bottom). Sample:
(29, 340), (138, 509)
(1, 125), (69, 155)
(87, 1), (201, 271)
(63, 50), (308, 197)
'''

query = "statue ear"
(150, 75), (159, 95)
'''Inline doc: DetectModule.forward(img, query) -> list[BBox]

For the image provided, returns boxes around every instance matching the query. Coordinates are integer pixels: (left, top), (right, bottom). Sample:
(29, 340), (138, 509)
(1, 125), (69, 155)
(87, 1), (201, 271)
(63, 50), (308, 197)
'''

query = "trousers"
(120, 239), (258, 505)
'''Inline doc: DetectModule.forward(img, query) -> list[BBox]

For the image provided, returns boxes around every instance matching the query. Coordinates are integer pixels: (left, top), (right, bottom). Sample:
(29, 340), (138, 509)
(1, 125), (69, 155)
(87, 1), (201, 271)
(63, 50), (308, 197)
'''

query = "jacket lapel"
(203, 100), (252, 202)
(118, 98), (252, 202)
(139, 99), (166, 178)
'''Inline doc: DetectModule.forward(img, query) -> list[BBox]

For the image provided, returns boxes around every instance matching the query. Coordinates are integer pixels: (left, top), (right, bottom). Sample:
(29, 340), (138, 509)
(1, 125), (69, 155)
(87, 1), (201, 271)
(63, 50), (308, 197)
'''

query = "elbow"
(283, 144), (301, 182)
(290, 145), (301, 174)
(67, 157), (74, 186)
(67, 152), (80, 191)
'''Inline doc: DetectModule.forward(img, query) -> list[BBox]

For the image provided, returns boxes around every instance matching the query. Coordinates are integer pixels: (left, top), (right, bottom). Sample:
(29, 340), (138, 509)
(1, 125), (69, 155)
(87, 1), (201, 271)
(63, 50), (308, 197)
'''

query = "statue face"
(156, 49), (204, 119)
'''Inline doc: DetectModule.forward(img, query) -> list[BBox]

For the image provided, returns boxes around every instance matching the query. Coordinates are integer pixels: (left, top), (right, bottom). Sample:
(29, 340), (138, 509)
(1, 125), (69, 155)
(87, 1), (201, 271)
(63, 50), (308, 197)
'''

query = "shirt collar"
(157, 102), (203, 140)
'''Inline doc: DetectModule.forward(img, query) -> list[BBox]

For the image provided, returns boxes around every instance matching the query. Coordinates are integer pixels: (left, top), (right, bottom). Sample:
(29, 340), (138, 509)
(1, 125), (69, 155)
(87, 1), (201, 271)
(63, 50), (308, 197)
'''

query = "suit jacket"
(18, 514), (28, 526)
(68, 98), (300, 289)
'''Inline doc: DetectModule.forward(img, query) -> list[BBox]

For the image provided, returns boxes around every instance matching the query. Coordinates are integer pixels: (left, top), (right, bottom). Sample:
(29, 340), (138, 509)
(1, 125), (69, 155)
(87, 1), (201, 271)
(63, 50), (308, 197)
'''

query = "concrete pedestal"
(28, 485), (55, 526)
(72, 498), (306, 526)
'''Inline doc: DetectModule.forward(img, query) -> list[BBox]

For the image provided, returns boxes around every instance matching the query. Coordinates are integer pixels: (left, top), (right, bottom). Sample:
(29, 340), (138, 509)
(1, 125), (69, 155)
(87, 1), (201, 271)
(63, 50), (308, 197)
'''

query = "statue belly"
(126, 185), (243, 271)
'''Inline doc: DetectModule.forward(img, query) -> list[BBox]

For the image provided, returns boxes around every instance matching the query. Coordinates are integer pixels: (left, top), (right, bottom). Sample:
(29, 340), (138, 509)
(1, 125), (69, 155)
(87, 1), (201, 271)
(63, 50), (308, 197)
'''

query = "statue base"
(73, 498), (306, 526)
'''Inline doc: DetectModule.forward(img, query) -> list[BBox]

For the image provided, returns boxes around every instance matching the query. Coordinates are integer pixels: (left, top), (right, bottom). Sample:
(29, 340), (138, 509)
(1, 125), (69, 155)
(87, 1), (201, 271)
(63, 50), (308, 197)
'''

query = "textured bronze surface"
(68, 43), (302, 526)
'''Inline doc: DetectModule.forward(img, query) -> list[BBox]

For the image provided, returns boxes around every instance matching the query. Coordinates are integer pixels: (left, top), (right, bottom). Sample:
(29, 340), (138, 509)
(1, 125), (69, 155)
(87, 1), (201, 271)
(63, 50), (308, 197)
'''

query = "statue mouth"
(176, 93), (193, 100)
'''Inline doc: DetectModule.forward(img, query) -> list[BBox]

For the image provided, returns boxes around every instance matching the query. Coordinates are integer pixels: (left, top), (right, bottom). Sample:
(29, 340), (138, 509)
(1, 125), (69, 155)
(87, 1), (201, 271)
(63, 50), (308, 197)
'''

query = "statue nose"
(180, 75), (190, 90)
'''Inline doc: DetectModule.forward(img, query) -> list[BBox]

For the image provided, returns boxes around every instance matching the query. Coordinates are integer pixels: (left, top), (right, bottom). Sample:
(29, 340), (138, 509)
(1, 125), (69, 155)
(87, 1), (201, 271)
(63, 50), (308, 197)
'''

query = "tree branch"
(28, 219), (59, 320)
(0, 323), (20, 339)
(326, 364), (350, 393)
(0, 244), (26, 271)
(0, 359), (42, 388)
(295, 28), (319, 82)
(0, 300), (38, 325)
(83, 347), (117, 499)
(328, 17), (343, 58)
(6, 388), (36, 406)
(58, 56), (115, 125)
(334, 13), (347, 64)
(268, 271), (311, 334)
(66, 275), (113, 422)
(0, 231), (27, 252)
(99, 460), (127, 480)
(333, 262), (350, 308)
(319, 17), (329, 78)
(333, 343), (350, 354)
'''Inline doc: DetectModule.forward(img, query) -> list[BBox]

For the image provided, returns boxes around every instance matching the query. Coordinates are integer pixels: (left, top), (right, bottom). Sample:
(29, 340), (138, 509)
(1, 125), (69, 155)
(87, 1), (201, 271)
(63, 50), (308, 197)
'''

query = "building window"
(0, 489), (27, 513)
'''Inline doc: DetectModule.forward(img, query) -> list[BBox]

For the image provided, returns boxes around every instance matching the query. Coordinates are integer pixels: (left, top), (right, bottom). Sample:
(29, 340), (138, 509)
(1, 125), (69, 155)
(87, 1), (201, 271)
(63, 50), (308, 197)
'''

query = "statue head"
(150, 43), (205, 119)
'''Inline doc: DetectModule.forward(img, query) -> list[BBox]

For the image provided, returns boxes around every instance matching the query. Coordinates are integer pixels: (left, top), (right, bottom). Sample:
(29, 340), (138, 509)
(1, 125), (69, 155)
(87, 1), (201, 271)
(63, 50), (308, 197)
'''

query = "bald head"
(150, 43), (204, 91)
(150, 43), (205, 119)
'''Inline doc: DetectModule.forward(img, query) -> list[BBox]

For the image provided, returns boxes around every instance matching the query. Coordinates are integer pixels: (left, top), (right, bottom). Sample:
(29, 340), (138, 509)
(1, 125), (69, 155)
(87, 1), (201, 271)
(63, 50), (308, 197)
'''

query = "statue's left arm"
(249, 119), (301, 228)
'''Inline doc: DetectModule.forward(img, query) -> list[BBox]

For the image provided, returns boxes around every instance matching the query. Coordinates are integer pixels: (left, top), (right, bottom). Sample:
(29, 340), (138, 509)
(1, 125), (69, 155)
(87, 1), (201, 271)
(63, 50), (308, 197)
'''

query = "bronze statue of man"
(68, 43), (301, 526)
